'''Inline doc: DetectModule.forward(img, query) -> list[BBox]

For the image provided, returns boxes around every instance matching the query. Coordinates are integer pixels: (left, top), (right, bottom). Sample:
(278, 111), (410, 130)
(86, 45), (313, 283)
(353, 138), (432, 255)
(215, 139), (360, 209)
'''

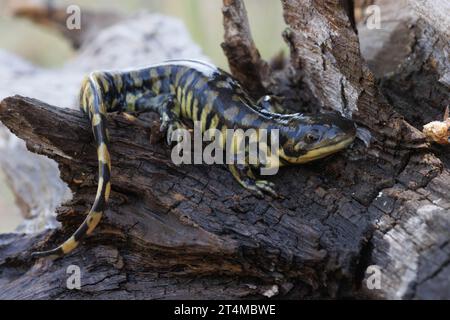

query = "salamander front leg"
(256, 95), (287, 114)
(227, 163), (278, 198)
(160, 107), (186, 145)
(158, 103), (185, 145)
(120, 112), (154, 130)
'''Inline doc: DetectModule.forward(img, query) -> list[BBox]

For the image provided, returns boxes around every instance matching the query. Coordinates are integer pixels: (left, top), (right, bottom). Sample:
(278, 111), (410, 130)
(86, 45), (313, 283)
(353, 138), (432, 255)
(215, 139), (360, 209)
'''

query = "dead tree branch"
(0, 0), (448, 299)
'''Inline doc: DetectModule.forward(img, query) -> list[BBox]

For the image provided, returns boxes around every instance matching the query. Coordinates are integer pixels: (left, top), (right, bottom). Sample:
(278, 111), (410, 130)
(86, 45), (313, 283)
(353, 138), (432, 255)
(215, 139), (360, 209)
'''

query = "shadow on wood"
(0, 0), (449, 299)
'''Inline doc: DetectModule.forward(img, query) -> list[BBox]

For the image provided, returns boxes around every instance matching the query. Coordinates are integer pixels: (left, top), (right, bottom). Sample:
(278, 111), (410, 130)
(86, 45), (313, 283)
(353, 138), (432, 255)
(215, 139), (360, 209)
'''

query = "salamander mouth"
(288, 135), (355, 164)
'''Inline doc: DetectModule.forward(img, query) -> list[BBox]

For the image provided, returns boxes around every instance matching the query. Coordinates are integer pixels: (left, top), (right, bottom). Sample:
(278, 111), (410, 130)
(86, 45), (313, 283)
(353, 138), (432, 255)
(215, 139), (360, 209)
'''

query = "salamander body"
(32, 59), (356, 258)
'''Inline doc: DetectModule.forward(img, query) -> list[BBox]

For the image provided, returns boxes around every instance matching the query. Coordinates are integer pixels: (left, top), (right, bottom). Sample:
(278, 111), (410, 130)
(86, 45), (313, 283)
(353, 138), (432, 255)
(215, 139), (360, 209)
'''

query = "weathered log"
(0, 91), (447, 299)
(358, 0), (450, 129)
(0, 0), (448, 300)
(0, 95), (365, 299)
(356, 0), (450, 299)
(221, 0), (271, 98)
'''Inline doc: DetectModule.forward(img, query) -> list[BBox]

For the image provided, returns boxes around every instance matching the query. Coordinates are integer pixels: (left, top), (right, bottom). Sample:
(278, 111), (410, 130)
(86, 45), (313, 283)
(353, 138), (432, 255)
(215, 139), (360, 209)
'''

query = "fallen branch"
(0, 95), (447, 299)
(0, 0), (448, 300)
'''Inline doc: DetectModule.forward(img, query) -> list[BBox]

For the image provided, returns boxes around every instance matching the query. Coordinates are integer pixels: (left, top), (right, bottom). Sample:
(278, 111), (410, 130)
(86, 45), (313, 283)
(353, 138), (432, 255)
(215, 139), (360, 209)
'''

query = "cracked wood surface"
(0, 94), (448, 299)
(358, 0), (450, 130)
(0, 0), (448, 299)
(356, 0), (450, 299)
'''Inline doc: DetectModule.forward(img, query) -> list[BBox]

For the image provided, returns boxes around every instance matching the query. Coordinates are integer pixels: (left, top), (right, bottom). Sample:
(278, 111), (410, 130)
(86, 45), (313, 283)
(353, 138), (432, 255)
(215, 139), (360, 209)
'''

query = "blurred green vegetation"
(0, 0), (288, 69)
(0, 16), (74, 67)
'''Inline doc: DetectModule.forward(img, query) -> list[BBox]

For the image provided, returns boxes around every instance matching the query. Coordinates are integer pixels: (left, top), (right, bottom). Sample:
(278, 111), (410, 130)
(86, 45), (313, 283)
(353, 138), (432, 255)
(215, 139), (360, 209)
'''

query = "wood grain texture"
(221, 0), (271, 98)
(0, 0), (448, 299)
(0, 93), (448, 299)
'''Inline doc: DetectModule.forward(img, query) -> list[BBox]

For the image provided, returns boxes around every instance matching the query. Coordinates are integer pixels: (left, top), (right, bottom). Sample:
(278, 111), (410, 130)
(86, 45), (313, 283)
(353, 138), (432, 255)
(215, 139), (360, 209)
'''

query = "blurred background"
(0, 0), (287, 68)
(0, 0), (288, 232)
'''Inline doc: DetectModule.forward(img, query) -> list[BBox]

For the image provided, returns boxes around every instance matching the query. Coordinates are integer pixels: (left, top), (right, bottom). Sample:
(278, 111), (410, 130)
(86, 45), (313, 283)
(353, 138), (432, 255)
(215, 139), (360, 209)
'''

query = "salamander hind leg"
(152, 95), (185, 145)
(127, 93), (186, 145)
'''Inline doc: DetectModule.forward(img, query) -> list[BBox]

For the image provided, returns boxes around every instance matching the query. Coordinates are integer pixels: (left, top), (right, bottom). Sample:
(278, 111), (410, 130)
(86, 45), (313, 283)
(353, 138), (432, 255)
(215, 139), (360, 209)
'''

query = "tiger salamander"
(32, 59), (356, 258)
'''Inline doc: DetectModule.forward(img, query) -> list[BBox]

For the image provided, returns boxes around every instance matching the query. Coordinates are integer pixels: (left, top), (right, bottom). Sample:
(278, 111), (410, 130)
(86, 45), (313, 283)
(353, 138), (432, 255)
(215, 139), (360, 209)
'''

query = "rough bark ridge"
(359, 0), (450, 129)
(356, 0), (450, 299)
(0, 0), (448, 299)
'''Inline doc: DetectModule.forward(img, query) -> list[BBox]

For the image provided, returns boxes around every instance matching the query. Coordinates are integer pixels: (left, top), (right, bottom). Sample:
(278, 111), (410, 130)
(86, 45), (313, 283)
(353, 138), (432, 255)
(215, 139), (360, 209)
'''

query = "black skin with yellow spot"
(32, 59), (356, 258)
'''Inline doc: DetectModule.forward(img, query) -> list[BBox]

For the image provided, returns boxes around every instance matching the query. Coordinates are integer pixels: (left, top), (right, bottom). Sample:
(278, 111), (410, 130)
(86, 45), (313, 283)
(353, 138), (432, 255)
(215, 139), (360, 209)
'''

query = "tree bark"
(358, 0), (450, 129)
(0, 0), (448, 299)
(221, 0), (271, 97)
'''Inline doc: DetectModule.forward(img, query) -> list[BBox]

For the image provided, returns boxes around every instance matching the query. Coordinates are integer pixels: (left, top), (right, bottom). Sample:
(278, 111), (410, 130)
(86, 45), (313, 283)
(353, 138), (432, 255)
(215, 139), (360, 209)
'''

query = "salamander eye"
(304, 133), (319, 143)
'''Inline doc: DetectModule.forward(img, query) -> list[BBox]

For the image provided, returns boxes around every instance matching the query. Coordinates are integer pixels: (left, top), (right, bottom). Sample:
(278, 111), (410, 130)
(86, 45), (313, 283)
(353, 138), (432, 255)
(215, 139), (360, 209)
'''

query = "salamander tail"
(32, 74), (111, 259)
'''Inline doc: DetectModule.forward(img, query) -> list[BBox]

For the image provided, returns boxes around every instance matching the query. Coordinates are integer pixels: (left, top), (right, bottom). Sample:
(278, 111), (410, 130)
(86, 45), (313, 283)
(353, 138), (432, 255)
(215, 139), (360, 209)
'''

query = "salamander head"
(278, 112), (356, 164)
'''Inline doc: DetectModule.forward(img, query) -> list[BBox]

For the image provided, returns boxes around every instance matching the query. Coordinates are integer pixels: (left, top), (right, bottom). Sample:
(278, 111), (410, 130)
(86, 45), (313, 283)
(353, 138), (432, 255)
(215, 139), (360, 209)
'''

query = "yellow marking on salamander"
(184, 72), (196, 90)
(150, 68), (158, 81)
(114, 74), (123, 92)
(97, 176), (109, 200)
(176, 86), (183, 104)
(210, 114), (219, 130)
(105, 182), (111, 201)
(192, 98), (199, 122)
(232, 95), (241, 102)
(174, 68), (188, 87)
(88, 95), (95, 113)
(99, 75), (110, 93)
(185, 91), (193, 118)
(131, 72), (143, 87)
(92, 113), (101, 126)
(126, 93), (137, 111)
(61, 236), (78, 254)
(220, 125), (228, 149)
(200, 105), (209, 132)
(87, 212), (102, 234)
(180, 87), (187, 116)
(216, 81), (231, 89)
(150, 69), (160, 94)
(98, 143), (111, 170)
(164, 66), (171, 78)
